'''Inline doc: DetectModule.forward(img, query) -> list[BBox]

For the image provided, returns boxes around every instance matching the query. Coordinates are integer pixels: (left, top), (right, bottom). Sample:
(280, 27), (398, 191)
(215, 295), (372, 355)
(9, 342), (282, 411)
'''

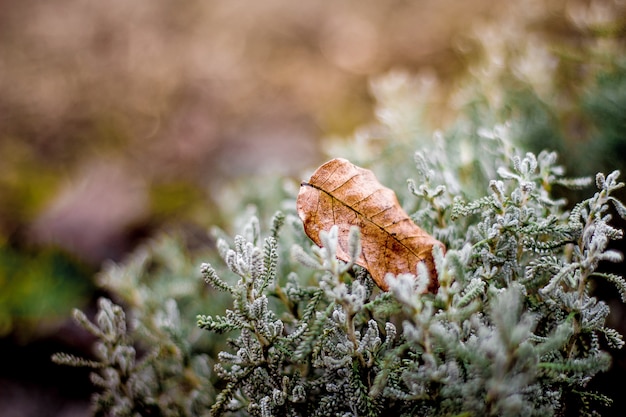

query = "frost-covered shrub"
(196, 143), (625, 417)
(55, 122), (626, 416)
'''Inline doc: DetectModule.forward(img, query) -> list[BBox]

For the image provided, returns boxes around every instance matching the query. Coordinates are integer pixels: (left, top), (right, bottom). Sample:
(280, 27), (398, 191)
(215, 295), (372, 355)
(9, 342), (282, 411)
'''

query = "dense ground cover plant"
(195, 145), (625, 416)
(54, 115), (626, 416)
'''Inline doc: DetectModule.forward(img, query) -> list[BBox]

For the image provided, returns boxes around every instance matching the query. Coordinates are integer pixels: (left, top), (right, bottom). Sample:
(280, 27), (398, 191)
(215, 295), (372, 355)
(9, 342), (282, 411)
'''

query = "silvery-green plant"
(194, 140), (625, 416)
(52, 236), (219, 416)
(53, 133), (626, 417)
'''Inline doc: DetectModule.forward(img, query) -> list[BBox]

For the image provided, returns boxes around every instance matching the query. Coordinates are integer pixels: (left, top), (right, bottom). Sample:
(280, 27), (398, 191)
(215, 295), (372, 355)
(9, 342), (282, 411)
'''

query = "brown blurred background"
(1, 0), (504, 265)
(1, 0), (625, 415)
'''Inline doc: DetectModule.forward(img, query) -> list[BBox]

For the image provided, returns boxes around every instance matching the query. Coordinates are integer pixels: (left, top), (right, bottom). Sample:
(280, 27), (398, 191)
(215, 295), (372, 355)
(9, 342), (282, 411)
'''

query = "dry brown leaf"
(297, 158), (445, 292)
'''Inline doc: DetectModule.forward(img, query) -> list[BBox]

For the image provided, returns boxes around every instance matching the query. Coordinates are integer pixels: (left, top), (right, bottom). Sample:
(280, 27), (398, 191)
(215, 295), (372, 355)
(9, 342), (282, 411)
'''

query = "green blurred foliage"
(0, 245), (93, 339)
(582, 66), (626, 173)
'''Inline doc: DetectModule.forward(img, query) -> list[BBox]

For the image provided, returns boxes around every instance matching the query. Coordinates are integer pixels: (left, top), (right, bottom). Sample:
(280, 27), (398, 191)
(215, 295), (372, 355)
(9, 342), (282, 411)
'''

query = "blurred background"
(1, 0), (625, 415)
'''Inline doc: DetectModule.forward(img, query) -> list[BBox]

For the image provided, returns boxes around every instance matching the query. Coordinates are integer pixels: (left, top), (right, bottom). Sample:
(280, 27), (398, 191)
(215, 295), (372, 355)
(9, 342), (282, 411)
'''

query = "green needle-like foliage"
(192, 146), (625, 416)
(54, 132), (626, 417)
(53, 104), (626, 417)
